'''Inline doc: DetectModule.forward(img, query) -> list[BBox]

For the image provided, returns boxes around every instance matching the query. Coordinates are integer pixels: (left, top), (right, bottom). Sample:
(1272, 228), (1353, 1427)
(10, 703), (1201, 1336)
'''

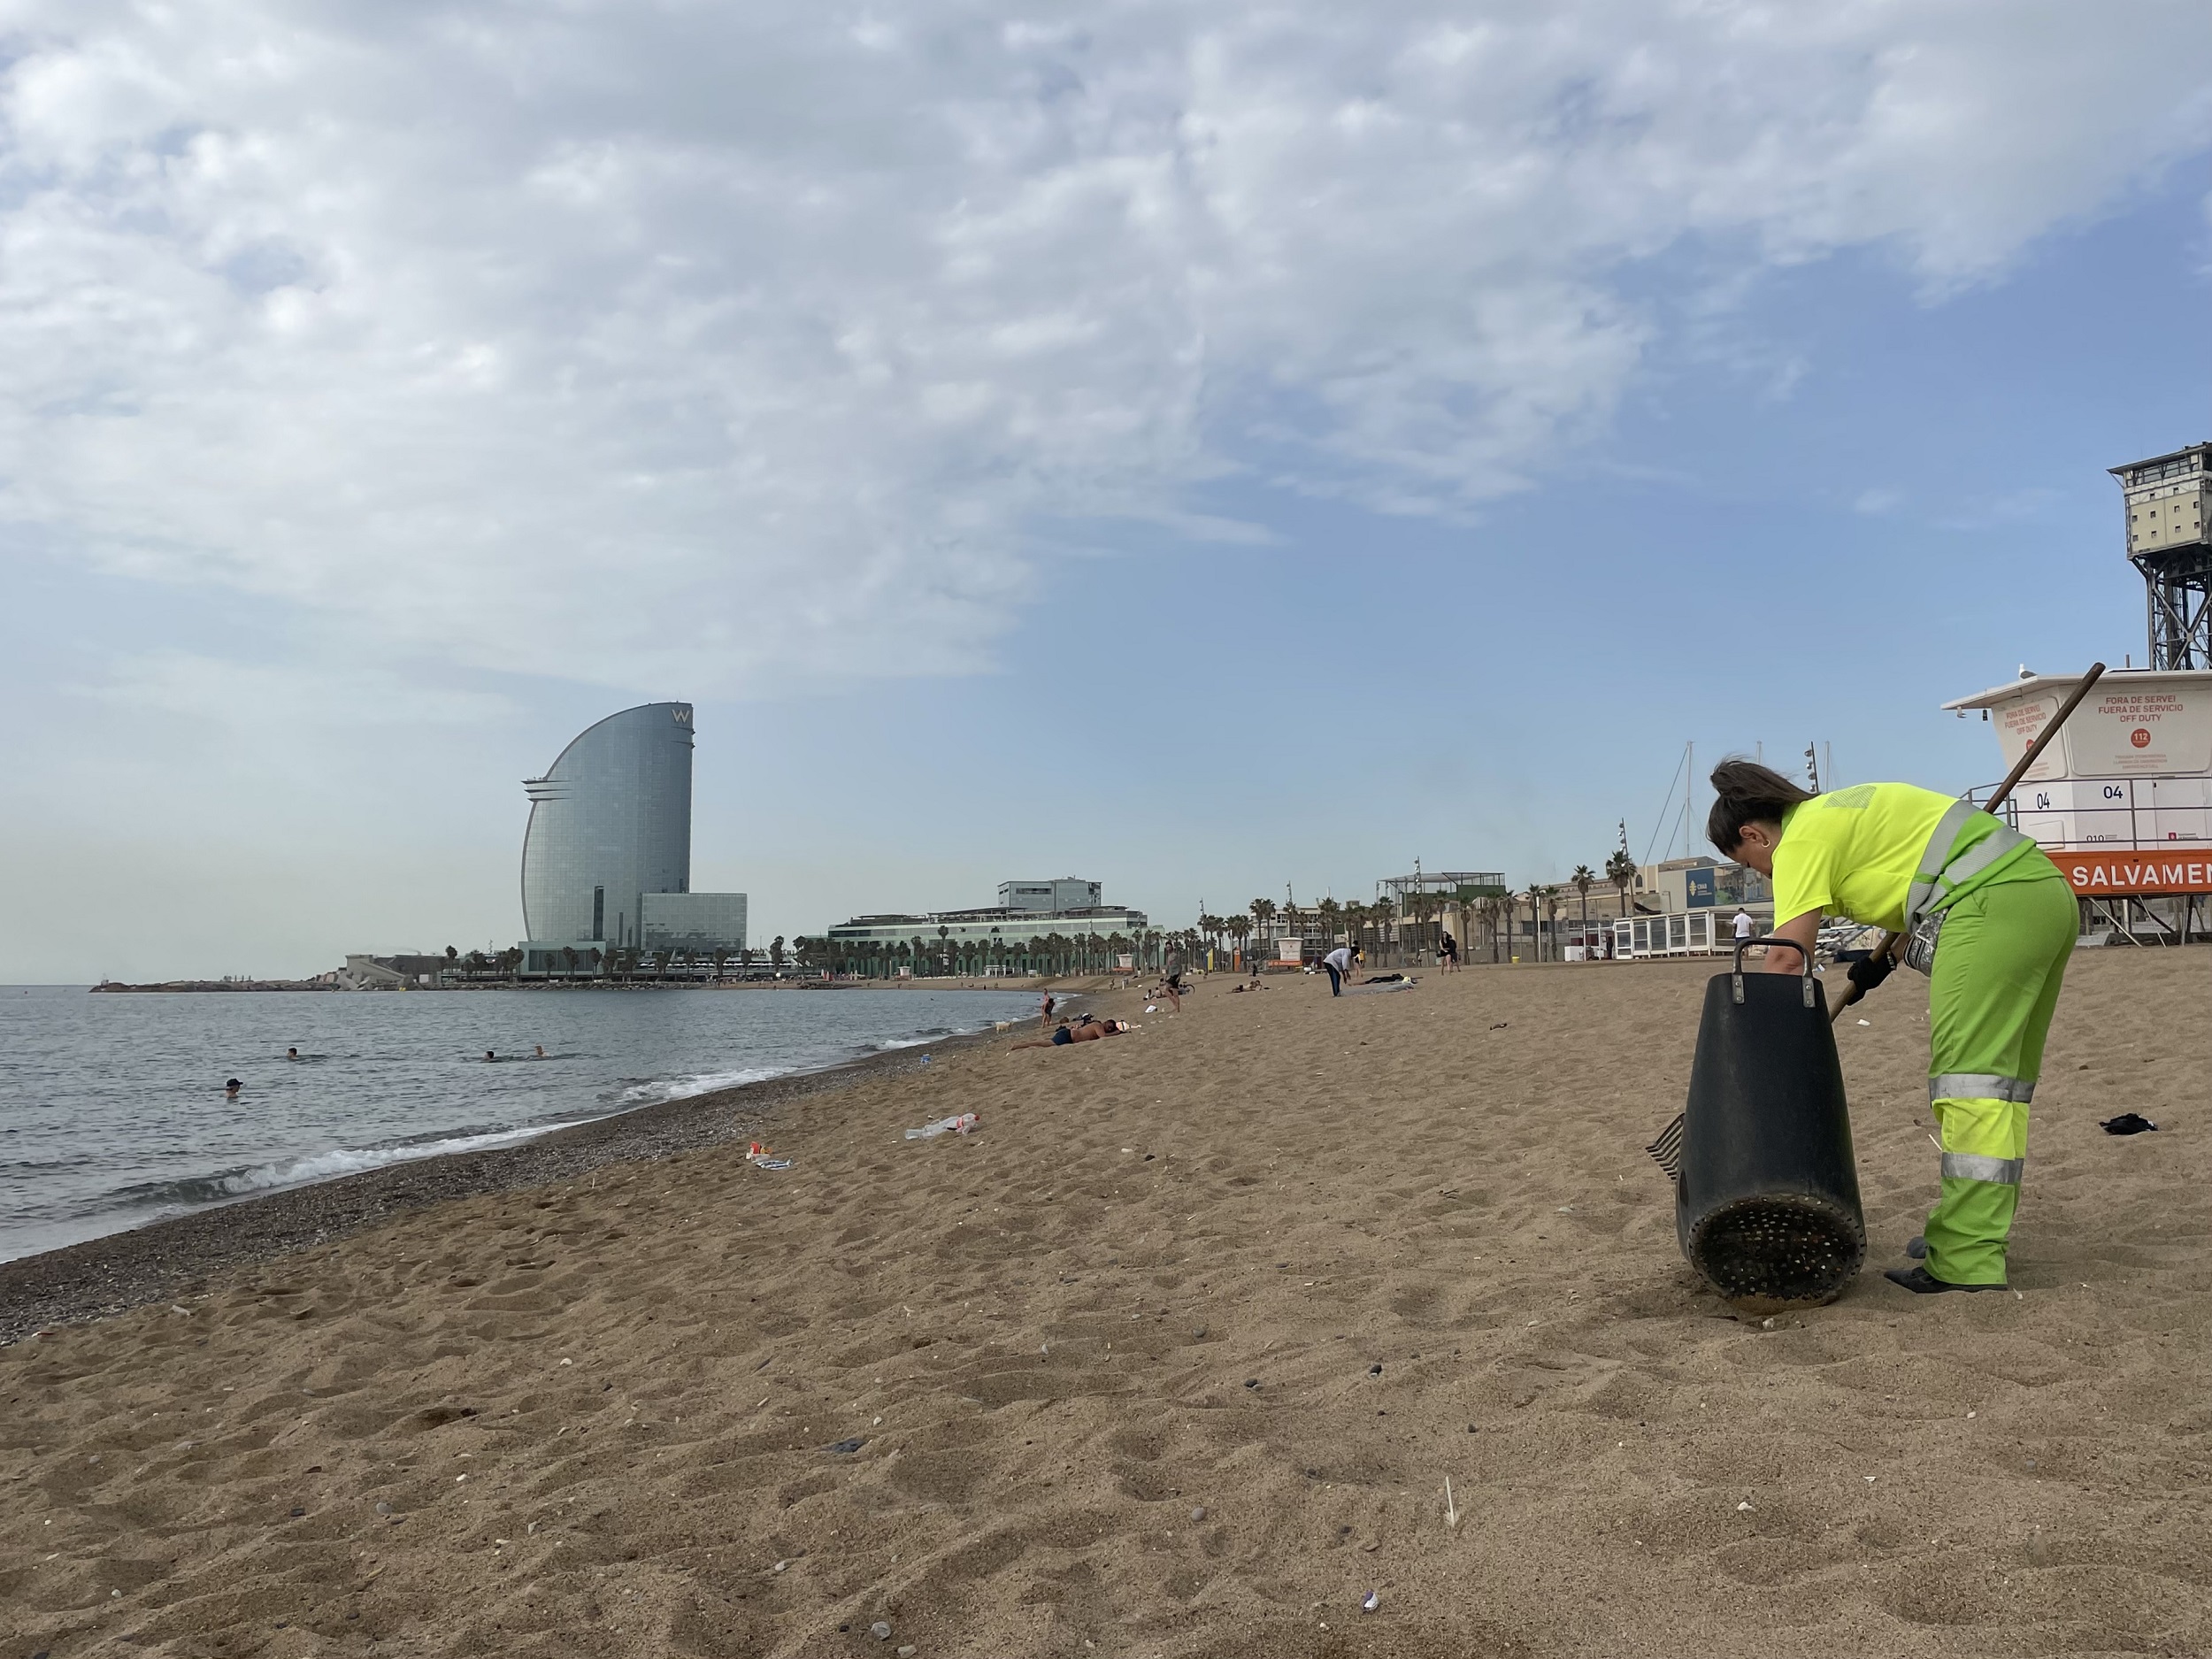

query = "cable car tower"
(2112, 442), (2212, 668)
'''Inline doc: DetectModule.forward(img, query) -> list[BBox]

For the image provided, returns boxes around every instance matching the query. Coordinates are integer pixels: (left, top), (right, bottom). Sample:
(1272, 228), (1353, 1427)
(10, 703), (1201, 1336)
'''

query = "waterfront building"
(518, 701), (746, 954)
(825, 903), (1150, 953)
(641, 892), (749, 951)
(999, 877), (1102, 912)
(824, 879), (1149, 974)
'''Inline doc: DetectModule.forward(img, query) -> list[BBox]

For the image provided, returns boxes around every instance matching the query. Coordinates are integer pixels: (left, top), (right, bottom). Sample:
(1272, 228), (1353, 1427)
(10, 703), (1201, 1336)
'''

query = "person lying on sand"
(1011, 1018), (1131, 1048)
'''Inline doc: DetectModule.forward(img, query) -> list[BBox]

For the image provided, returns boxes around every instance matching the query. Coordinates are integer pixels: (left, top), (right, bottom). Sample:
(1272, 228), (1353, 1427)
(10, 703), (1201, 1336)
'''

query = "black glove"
(1846, 952), (1894, 995)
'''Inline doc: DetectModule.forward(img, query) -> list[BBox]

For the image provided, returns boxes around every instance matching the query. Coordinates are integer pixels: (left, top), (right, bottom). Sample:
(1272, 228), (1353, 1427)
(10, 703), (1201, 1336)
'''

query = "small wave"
(105, 1125), (558, 1212)
(868, 1027), (956, 1051)
(612, 1066), (786, 1106)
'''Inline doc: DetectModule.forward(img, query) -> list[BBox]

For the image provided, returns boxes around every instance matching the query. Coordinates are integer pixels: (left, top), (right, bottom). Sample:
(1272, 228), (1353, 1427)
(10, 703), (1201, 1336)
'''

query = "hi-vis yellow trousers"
(1922, 865), (2078, 1286)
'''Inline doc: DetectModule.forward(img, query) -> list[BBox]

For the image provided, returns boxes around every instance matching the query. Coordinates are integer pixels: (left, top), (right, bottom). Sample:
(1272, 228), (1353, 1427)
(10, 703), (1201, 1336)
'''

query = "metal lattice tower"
(2112, 443), (2212, 669)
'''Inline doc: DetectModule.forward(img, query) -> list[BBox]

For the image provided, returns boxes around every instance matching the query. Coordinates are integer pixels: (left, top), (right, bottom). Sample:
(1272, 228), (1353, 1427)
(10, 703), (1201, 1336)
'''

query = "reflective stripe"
(1901, 799), (2033, 931)
(1940, 1151), (2024, 1185)
(1901, 800), (1975, 932)
(1930, 1073), (2036, 1105)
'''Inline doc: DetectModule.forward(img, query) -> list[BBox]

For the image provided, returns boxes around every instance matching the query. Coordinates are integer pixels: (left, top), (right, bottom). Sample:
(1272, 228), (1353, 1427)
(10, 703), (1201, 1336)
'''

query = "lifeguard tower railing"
(1966, 779), (2209, 945)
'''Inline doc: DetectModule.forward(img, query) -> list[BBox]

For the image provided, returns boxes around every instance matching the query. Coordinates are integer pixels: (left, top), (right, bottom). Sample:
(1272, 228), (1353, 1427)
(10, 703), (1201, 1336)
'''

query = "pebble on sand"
(871, 1622), (893, 1640)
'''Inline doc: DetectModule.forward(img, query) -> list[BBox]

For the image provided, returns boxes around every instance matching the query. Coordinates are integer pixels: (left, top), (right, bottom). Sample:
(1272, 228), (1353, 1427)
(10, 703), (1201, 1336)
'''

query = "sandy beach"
(4, 949), (2208, 1658)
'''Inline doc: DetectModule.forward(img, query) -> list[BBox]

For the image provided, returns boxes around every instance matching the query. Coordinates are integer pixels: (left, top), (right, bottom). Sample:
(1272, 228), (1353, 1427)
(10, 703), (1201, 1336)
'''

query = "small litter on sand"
(1362, 1591), (1381, 1613)
(2101, 1112), (2158, 1135)
(906, 1113), (978, 1141)
(752, 1157), (794, 1171)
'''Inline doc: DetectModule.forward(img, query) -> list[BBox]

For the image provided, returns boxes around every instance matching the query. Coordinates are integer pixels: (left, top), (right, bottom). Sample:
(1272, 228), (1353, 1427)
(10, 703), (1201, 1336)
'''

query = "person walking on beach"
(1440, 931), (1460, 972)
(1160, 948), (1184, 1012)
(1321, 942), (1353, 995)
(1732, 907), (1755, 945)
(1040, 993), (1056, 1029)
(1709, 759), (2075, 1296)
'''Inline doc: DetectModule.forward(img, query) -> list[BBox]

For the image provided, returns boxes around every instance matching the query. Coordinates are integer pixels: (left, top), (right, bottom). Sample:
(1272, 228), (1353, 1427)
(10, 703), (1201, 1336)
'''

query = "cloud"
(1, 1), (2206, 691)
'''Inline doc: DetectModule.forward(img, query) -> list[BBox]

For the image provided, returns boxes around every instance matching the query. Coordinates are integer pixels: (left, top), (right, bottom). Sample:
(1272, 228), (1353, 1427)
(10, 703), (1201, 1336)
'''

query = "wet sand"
(3, 950), (2206, 1658)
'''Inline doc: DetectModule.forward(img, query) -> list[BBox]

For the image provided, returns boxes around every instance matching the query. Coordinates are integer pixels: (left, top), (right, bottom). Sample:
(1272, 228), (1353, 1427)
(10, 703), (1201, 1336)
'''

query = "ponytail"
(1706, 757), (1812, 855)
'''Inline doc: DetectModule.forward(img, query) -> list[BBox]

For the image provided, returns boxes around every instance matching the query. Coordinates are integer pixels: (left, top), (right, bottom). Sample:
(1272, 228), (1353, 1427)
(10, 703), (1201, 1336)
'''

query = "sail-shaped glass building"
(520, 702), (700, 949)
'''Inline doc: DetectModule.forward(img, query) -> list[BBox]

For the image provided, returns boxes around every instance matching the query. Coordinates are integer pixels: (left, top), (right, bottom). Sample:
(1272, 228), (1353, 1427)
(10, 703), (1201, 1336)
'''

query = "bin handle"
(1731, 934), (1816, 1010)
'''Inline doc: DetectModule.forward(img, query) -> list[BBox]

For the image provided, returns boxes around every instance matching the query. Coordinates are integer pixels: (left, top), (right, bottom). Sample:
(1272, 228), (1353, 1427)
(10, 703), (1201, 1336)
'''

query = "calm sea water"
(0, 984), (1040, 1263)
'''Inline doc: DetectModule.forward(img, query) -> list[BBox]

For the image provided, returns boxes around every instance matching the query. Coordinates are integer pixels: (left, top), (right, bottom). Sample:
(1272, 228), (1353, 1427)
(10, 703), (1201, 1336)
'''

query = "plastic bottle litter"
(905, 1113), (978, 1141)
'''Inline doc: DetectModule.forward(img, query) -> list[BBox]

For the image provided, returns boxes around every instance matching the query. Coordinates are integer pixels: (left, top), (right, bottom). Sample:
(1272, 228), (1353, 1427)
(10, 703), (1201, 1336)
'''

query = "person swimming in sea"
(534, 1044), (547, 1058)
(485, 1050), (497, 1062)
(224, 1078), (242, 1099)
(286, 1047), (299, 1061)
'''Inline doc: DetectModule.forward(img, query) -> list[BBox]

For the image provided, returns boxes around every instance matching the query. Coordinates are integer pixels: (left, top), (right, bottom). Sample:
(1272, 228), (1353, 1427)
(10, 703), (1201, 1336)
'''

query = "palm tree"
(1571, 864), (1595, 950)
(1606, 848), (1638, 920)
(1477, 894), (1507, 963)
(769, 935), (786, 970)
(1317, 896), (1341, 947)
(1225, 915), (1250, 969)
(1249, 898), (1276, 956)
(561, 945), (580, 979)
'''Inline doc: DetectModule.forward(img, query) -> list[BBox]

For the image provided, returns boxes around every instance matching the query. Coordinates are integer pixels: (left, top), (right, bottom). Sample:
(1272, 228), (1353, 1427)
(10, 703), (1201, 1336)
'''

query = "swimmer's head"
(224, 1078), (242, 1094)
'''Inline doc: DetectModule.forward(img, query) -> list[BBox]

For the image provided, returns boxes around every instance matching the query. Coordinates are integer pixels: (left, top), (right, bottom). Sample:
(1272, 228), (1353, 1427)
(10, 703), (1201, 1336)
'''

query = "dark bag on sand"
(1672, 938), (1865, 1311)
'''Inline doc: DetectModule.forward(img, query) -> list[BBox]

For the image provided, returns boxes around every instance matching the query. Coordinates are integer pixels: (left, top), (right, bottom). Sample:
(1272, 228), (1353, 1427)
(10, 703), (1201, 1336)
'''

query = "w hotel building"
(518, 702), (746, 968)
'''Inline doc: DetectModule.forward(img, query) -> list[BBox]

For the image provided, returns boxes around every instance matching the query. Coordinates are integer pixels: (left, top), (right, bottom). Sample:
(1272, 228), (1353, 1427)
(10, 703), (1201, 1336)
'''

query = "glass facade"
(521, 703), (695, 947)
(641, 892), (749, 951)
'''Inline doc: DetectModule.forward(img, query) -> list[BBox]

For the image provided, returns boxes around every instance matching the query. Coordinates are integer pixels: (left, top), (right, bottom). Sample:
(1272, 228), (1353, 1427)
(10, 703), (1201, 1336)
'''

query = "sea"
(0, 983), (1041, 1264)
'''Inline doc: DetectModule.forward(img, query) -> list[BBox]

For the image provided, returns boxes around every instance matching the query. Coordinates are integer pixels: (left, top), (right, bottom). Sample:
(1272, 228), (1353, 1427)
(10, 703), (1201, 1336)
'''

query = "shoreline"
(0, 1015), (1031, 1346)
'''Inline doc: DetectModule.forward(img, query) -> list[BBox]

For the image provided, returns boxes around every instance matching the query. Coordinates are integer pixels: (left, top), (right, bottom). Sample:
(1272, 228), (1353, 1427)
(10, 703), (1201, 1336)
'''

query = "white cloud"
(1, 0), (2206, 692)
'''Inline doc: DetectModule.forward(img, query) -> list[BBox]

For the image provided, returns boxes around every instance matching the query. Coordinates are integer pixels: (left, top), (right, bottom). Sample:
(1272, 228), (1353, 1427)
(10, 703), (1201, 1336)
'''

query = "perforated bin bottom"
(1686, 1193), (1866, 1313)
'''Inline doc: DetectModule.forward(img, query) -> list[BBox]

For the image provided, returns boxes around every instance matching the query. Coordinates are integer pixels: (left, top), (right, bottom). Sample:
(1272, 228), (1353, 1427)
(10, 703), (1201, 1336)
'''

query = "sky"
(3, 1), (2210, 981)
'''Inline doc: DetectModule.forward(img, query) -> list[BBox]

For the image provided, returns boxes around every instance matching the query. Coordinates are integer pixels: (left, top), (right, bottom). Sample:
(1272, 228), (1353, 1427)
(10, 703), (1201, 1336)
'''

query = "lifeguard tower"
(1942, 444), (2212, 942)
(2113, 442), (2211, 669)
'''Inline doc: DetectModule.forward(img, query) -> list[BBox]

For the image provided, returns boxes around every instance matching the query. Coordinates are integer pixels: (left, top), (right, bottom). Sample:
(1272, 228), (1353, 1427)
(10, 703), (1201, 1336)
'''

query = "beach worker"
(1321, 942), (1354, 996)
(1732, 908), (1755, 945)
(224, 1078), (242, 1099)
(1709, 759), (2074, 1296)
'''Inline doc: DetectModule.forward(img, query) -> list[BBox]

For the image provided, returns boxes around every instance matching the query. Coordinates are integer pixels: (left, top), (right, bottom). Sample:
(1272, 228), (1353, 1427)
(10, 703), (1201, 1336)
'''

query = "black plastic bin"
(1675, 937), (1865, 1310)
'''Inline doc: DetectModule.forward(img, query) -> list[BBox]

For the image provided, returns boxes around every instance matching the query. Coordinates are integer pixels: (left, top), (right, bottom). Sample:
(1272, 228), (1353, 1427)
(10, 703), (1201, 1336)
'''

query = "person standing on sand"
(1709, 759), (2074, 1297)
(1321, 942), (1353, 996)
(1040, 993), (1056, 1029)
(1732, 907), (1755, 945)
(1160, 948), (1184, 1012)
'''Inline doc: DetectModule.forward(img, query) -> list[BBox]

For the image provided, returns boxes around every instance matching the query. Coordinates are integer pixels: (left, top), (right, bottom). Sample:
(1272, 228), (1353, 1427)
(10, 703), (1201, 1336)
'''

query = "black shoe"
(1905, 1236), (1927, 1259)
(1884, 1265), (2006, 1294)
